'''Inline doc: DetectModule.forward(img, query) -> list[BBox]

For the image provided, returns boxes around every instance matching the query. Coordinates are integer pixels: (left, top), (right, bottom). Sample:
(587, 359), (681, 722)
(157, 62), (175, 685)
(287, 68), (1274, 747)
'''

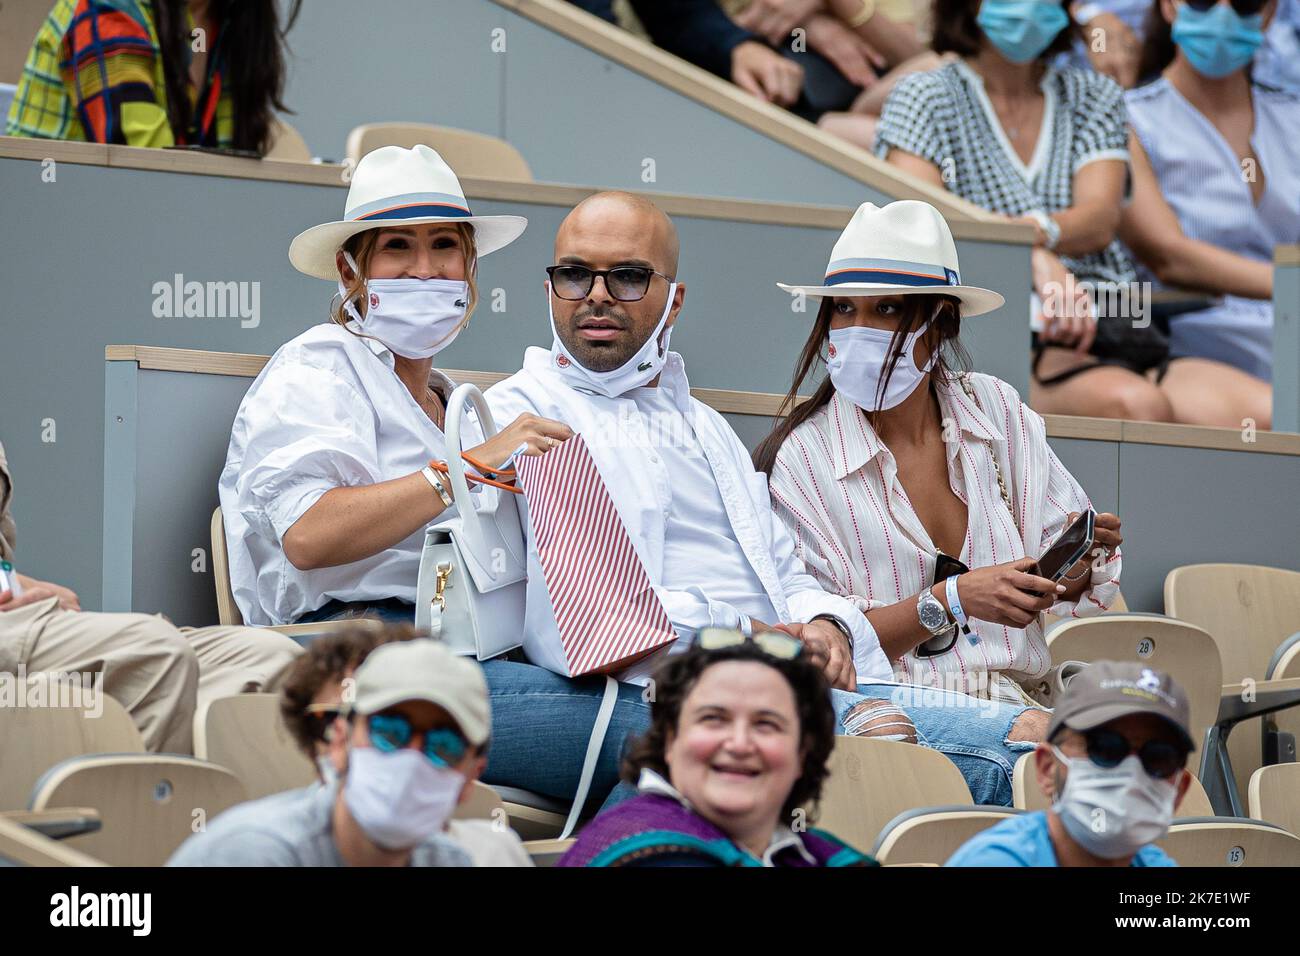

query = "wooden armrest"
(1, 807), (102, 840)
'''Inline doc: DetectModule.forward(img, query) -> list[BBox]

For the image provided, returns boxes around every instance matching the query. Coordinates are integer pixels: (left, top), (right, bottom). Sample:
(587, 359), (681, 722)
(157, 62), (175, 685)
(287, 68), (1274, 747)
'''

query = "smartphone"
(1035, 509), (1096, 582)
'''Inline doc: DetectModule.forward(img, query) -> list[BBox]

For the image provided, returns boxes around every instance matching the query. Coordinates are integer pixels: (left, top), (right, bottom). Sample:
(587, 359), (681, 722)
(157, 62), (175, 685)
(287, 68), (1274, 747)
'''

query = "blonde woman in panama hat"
(219, 145), (570, 628)
(755, 201), (1127, 797)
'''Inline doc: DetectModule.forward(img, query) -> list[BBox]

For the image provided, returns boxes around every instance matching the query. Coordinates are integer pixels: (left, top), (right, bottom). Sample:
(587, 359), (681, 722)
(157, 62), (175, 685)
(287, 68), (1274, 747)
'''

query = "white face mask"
(547, 280), (678, 398)
(1049, 745), (1178, 860)
(339, 251), (468, 360)
(827, 321), (935, 413)
(342, 746), (465, 851)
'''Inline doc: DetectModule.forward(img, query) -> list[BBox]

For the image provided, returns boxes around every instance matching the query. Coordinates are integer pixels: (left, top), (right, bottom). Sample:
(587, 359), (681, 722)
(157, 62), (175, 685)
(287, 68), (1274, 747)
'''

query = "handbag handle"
(442, 382), (503, 574)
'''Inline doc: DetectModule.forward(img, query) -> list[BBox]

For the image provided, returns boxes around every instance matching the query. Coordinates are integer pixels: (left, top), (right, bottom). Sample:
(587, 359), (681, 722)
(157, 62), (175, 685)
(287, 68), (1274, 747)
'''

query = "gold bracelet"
(846, 0), (876, 27)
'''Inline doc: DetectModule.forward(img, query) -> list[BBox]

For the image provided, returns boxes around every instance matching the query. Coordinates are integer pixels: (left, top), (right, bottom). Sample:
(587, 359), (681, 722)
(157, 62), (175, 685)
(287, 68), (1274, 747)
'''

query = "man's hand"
(0, 574), (80, 613)
(805, 13), (883, 88)
(731, 41), (804, 107)
(735, 0), (824, 45)
(1079, 12), (1140, 89)
(782, 619), (857, 691)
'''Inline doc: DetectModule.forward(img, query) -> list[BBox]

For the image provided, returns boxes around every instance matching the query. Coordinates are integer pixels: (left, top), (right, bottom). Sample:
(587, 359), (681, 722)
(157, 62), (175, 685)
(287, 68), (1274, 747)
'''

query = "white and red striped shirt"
(768, 373), (1120, 701)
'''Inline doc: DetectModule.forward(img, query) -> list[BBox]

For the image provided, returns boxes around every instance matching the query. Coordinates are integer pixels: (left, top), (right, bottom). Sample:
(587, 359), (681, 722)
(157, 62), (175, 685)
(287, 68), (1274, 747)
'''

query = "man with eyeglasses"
(169, 639), (494, 866)
(947, 660), (1193, 867)
(476, 191), (971, 822)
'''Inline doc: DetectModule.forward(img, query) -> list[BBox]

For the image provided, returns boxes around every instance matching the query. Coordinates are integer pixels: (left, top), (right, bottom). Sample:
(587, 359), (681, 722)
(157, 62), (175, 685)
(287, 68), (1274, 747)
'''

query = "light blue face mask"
(1171, 2), (1265, 79)
(976, 0), (1071, 63)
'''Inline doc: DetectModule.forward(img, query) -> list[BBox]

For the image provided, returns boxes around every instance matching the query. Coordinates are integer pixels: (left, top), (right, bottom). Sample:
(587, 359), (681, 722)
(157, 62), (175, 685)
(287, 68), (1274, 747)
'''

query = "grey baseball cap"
(346, 639), (491, 747)
(1047, 660), (1194, 752)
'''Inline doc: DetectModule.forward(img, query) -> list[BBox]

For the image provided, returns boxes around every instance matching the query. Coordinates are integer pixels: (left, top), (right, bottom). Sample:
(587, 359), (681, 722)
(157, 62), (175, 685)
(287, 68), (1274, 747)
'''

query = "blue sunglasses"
(366, 713), (469, 767)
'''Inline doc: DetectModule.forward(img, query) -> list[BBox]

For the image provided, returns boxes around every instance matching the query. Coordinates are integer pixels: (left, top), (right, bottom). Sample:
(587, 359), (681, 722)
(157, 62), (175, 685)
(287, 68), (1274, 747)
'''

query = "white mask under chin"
(338, 251), (468, 360)
(546, 280), (678, 398)
(827, 321), (935, 412)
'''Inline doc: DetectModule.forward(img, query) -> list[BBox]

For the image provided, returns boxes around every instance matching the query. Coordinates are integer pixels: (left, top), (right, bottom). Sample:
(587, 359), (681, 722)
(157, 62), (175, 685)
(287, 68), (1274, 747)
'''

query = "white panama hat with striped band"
(288, 144), (528, 280)
(777, 200), (1005, 317)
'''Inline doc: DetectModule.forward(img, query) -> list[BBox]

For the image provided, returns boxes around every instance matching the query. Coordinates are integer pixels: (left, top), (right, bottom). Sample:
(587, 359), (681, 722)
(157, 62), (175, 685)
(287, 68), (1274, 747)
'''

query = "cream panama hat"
(777, 200), (1005, 317)
(288, 144), (528, 280)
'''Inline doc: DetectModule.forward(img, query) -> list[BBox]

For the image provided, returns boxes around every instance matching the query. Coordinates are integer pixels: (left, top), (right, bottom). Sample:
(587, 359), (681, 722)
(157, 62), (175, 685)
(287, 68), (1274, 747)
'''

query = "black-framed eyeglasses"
(546, 264), (671, 302)
(1079, 728), (1188, 780)
(697, 627), (804, 661)
(1182, 0), (1267, 15)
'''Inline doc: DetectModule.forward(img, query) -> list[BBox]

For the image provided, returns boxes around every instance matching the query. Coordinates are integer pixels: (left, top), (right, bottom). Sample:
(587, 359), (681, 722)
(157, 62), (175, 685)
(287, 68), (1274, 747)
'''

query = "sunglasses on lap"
(697, 627), (805, 661)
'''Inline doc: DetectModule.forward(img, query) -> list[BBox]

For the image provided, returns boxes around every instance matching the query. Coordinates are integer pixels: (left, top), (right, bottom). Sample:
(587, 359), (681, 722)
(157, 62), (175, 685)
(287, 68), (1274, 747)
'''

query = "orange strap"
(428, 458), (523, 495)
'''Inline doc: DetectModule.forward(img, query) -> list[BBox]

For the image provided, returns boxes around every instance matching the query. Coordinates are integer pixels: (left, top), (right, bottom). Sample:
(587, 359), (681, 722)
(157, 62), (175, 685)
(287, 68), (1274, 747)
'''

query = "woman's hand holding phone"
(951, 559), (1063, 629)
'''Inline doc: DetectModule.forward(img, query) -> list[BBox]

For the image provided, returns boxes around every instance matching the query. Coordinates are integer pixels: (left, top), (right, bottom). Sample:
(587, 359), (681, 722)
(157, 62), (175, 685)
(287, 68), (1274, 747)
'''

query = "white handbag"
(413, 383), (527, 659)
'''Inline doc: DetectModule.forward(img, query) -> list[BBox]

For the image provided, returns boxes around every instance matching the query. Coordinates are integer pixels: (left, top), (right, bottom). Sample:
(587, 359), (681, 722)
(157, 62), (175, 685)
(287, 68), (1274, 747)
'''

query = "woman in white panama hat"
(219, 145), (570, 627)
(754, 201), (1127, 797)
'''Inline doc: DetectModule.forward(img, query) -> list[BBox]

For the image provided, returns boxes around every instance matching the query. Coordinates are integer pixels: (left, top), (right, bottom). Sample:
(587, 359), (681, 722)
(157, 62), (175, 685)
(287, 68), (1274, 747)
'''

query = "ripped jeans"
(831, 683), (1041, 807)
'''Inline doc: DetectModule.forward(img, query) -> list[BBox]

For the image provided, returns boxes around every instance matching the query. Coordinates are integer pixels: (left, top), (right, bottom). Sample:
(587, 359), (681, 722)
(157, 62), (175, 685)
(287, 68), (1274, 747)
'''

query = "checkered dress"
(874, 60), (1136, 292)
(5, 0), (233, 148)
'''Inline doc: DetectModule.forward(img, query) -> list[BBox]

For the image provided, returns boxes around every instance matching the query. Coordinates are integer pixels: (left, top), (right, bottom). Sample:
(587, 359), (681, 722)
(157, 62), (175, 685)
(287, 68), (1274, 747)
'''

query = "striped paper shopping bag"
(514, 434), (676, 676)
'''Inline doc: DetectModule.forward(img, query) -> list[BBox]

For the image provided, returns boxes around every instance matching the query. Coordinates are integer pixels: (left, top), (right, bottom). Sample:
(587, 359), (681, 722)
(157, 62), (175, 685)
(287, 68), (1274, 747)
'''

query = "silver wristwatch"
(917, 589), (954, 637)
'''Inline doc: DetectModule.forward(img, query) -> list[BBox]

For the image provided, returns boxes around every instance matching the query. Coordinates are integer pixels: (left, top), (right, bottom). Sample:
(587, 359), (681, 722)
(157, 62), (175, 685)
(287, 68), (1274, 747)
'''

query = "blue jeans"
(297, 598), (414, 626)
(480, 660), (651, 814)
(841, 682), (1038, 807)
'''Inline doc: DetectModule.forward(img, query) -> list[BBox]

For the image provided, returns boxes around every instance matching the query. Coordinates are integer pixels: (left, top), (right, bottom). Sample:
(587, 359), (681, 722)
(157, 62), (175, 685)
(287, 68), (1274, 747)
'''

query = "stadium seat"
(1156, 817), (1300, 867)
(344, 122), (533, 181)
(816, 736), (973, 855)
(211, 506), (373, 642)
(0, 808), (102, 841)
(871, 806), (1023, 866)
(1165, 564), (1300, 807)
(1043, 589), (1129, 633)
(28, 754), (247, 866)
(1248, 763), (1300, 835)
(490, 786), (569, 841)
(453, 781), (507, 822)
(265, 118), (312, 161)
(522, 837), (575, 867)
(0, 816), (106, 867)
(1045, 615), (1222, 770)
(1011, 753), (1215, 816)
(193, 693), (317, 801)
(0, 698), (144, 811)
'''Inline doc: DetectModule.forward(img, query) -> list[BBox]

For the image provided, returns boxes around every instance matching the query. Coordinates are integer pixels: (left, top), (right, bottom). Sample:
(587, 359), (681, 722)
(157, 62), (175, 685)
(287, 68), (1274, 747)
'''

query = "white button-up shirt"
(768, 373), (1120, 701)
(219, 321), (473, 625)
(486, 347), (891, 684)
